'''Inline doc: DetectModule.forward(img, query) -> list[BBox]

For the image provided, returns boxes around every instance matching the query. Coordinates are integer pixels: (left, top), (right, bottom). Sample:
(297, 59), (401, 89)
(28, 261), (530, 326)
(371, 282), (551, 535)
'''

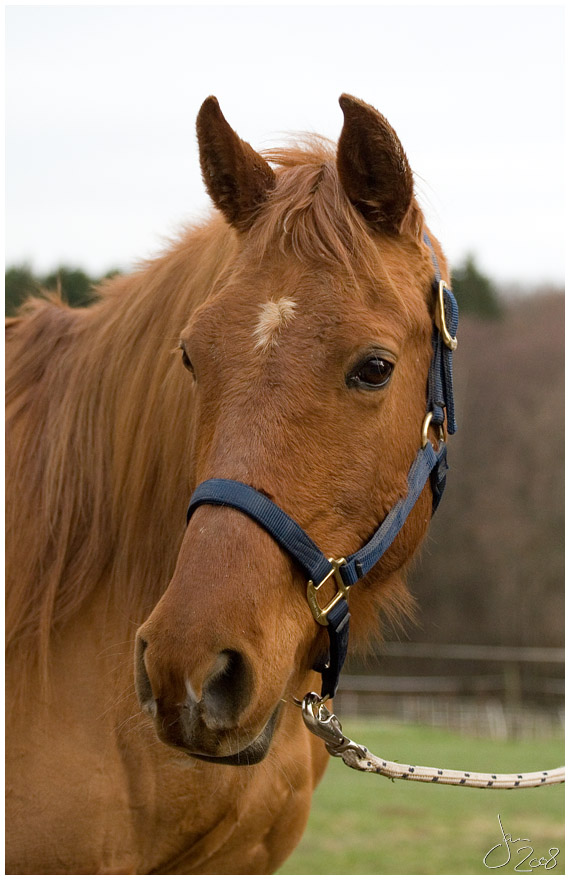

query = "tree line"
(5, 254), (502, 317)
(5, 264), (119, 315)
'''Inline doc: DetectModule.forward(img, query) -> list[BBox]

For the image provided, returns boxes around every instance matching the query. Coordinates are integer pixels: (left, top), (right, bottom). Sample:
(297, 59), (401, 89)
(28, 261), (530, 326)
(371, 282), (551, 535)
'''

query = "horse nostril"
(134, 637), (253, 730)
(201, 650), (253, 729)
(134, 635), (157, 716)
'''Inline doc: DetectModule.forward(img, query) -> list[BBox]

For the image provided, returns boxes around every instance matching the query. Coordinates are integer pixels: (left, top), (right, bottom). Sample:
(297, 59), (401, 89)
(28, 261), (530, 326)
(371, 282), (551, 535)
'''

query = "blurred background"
(5, 4), (564, 873)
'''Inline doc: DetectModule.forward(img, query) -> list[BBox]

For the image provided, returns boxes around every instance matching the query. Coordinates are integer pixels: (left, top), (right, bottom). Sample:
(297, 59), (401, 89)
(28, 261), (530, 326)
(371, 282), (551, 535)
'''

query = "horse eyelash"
(178, 341), (195, 374)
(170, 341), (185, 357)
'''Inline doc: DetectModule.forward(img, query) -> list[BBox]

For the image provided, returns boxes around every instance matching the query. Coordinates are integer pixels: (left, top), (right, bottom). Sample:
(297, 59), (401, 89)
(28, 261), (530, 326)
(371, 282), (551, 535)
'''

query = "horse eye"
(180, 346), (194, 375)
(348, 355), (394, 389)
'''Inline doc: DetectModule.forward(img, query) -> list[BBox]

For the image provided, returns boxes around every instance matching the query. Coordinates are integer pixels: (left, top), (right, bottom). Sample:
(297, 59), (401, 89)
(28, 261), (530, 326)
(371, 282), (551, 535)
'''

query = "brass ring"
(422, 412), (445, 448)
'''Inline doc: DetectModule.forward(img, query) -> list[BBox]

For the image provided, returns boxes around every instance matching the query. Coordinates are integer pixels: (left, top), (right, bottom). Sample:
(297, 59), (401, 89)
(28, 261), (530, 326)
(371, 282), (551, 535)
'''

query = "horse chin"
(179, 704), (281, 767)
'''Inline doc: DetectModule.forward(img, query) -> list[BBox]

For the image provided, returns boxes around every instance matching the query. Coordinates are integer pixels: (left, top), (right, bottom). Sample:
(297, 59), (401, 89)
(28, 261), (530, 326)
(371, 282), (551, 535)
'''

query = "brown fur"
(6, 95), (450, 873)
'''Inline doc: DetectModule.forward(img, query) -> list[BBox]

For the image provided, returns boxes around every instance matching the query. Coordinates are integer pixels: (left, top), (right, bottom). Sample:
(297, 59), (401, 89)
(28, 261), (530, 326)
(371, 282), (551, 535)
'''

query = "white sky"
(5, 3), (565, 285)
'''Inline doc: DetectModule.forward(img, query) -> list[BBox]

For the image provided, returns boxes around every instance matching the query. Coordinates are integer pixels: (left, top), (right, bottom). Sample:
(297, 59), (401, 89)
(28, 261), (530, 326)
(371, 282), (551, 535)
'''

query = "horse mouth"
(191, 706), (280, 765)
(175, 704), (282, 766)
(189, 705), (281, 765)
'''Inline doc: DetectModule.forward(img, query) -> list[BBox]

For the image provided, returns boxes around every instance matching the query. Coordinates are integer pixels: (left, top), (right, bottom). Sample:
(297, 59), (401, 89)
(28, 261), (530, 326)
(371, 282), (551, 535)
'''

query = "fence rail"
(337, 674), (564, 695)
(376, 642), (564, 663)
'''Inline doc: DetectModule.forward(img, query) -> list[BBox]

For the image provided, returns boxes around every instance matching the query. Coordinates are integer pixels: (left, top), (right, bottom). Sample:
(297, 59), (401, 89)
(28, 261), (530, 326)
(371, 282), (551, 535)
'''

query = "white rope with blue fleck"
(338, 746), (565, 789)
(300, 693), (565, 789)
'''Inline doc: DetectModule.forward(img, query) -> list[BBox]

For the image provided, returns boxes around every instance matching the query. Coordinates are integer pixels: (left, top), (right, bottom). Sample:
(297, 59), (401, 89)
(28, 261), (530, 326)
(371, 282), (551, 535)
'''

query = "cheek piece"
(186, 232), (458, 701)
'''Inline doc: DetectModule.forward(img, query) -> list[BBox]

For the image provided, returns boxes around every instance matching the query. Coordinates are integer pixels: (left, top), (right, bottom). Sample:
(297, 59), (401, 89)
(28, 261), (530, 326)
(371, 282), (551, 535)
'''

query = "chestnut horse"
(6, 95), (453, 873)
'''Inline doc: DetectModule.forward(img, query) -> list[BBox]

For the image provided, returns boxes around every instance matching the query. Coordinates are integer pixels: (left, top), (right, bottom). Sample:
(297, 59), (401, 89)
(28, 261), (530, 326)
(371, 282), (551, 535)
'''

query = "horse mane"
(5, 219), (234, 669)
(6, 137), (422, 672)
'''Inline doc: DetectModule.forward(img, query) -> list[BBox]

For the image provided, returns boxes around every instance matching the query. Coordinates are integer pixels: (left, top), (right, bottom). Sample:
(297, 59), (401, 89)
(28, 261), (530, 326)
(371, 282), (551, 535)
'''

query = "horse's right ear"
(336, 94), (414, 234)
(196, 96), (276, 230)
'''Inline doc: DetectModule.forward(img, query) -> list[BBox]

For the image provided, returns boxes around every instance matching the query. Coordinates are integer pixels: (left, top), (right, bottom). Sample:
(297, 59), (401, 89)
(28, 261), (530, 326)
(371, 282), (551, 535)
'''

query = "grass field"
(278, 718), (564, 875)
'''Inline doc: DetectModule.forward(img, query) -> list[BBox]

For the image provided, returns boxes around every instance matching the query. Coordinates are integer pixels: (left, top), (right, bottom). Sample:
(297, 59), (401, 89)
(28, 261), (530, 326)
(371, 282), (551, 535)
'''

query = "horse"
(6, 94), (454, 874)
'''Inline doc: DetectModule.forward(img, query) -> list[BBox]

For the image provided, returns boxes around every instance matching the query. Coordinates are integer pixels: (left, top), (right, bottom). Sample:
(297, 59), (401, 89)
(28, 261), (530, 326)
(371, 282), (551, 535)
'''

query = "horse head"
(135, 95), (449, 765)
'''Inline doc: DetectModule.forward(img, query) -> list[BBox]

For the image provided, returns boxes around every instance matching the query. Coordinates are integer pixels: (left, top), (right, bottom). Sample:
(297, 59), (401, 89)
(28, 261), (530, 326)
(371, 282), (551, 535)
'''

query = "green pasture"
(278, 718), (564, 875)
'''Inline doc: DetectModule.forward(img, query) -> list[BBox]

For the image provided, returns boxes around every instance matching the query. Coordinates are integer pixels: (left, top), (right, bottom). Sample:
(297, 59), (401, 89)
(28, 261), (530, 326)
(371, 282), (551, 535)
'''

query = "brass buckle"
(435, 280), (458, 351)
(307, 557), (349, 626)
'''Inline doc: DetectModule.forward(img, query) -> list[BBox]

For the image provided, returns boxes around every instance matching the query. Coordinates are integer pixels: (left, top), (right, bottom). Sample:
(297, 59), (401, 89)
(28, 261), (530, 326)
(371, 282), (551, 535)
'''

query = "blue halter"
(186, 232), (458, 700)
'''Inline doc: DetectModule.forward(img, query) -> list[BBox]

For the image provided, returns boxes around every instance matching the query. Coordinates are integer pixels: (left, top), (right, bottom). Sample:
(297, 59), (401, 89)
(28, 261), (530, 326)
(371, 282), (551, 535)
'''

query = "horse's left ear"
(336, 94), (414, 234)
(196, 96), (276, 230)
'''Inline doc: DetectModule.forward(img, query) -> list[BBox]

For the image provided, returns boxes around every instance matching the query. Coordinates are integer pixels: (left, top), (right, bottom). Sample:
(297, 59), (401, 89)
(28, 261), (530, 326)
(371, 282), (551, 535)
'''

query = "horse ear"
(336, 94), (414, 234)
(196, 96), (276, 230)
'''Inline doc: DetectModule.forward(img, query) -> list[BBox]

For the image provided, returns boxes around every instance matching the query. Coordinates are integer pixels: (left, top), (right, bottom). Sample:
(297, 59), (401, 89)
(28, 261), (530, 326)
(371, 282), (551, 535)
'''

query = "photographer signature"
(484, 814), (560, 871)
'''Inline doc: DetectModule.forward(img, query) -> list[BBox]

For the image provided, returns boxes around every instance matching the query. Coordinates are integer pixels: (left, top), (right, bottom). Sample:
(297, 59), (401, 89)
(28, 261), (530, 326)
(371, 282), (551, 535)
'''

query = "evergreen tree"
(42, 266), (96, 308)
(5, 266), (120, 315)
(5, 265), (41, 315)
(451, 254), (502, 318)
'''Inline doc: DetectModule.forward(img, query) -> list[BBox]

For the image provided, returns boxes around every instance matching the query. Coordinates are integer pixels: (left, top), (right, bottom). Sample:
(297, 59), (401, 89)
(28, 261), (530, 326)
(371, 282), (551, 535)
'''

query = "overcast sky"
(5, 4), (564, 286)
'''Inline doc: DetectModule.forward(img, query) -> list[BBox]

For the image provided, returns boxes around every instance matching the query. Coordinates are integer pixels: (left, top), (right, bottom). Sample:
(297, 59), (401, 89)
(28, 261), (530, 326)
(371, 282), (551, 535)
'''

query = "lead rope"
(299, 693), (565, 790)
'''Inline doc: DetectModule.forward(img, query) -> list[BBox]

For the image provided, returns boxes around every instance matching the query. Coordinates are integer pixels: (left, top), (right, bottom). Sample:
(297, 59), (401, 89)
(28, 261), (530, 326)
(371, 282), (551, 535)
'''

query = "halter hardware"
(301, 692), (367, 758)
(436, 279), (458, 351)
(307, 557), (349, 626)
(421, 412), (445, 449)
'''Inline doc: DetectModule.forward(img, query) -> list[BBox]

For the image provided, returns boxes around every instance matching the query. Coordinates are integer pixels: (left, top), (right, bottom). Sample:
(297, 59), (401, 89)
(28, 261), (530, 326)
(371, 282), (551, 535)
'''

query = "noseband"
(186, 232), (458, 700)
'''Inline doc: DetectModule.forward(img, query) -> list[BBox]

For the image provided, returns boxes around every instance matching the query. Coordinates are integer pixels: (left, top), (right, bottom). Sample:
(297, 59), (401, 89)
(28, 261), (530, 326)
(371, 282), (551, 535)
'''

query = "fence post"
(503, 660), (522, 705)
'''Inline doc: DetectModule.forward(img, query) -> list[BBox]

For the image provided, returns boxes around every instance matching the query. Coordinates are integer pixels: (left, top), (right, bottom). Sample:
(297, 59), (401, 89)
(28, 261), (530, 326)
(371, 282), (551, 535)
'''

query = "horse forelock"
(251, 136), (425, 283)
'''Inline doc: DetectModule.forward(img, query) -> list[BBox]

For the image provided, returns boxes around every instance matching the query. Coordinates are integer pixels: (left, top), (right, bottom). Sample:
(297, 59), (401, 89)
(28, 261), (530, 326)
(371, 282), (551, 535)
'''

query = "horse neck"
(6, 216), (235, 662)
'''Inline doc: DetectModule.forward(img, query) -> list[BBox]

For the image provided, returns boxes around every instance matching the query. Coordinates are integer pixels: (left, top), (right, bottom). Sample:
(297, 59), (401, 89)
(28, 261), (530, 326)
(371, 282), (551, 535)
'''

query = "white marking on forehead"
(253, 298), (297, 353)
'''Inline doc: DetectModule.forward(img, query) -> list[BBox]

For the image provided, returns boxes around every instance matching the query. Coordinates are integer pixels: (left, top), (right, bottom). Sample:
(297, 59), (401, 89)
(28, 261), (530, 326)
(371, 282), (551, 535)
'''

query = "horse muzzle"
(134, 635), (282, 764)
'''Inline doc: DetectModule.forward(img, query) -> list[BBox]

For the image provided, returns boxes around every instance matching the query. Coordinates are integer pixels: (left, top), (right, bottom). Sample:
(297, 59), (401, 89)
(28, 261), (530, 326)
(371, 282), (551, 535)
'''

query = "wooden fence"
(334, 643), (564, 738)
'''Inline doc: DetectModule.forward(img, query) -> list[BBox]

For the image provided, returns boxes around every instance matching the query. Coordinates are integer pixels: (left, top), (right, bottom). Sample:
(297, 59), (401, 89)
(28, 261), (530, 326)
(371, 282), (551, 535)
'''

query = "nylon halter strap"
(186, 232), (458, 701)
